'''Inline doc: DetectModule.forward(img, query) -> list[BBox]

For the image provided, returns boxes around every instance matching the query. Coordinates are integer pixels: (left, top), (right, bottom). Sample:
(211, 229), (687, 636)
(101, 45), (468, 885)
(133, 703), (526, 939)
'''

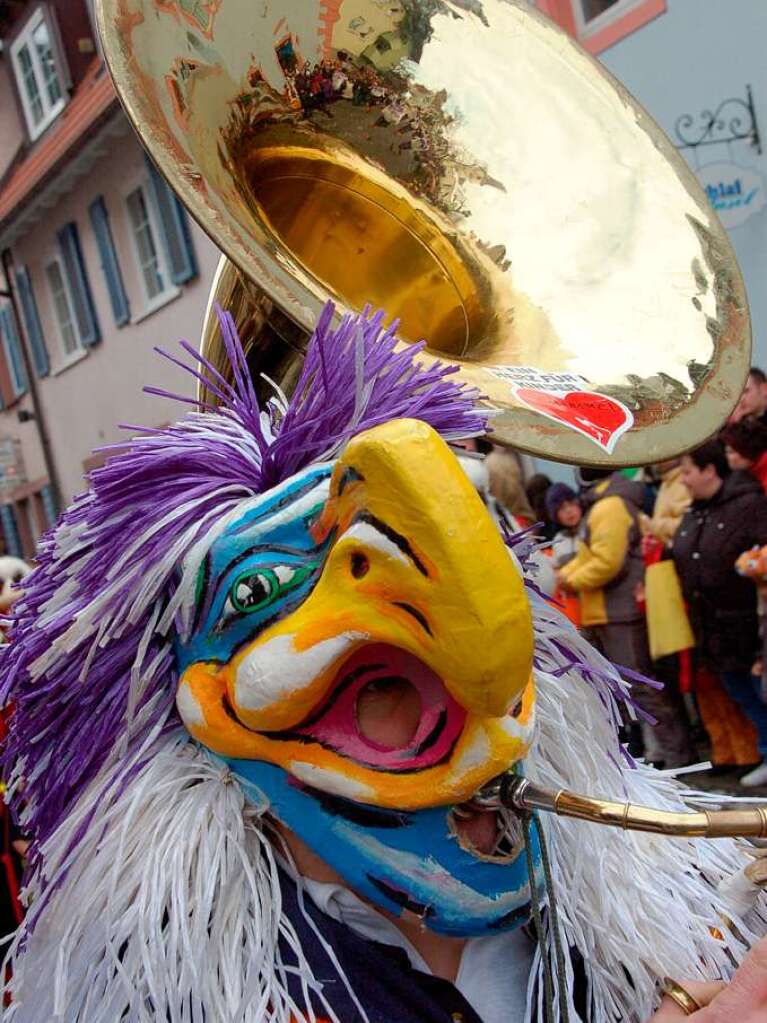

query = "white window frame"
(10, 6), (67, 141)
(44, 252), (87, 369)
(572, 0), (645, 36)
(0, 307), (26, 398)
(123, 176), (181, 321)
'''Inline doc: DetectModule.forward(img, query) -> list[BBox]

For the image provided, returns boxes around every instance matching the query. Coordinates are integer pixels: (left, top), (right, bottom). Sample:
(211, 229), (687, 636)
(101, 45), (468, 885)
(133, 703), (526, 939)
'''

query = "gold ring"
(662, 978), (702, 1016)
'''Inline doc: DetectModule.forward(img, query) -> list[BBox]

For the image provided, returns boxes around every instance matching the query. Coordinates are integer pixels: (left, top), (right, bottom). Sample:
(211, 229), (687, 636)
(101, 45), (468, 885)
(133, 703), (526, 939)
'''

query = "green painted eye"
(231, 569), (280, 613)
(228, 563), (316, 616)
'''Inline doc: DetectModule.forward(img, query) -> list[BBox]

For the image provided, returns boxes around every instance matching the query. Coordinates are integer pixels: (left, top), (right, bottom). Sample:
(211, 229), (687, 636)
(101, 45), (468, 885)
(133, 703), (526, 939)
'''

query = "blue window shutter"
(0, 306), (27, 396)
(0, 505), (21, 558)
(41, 483), (58, 527)
(15, 266), (50, 377)
(89, 197), (130, 327)
(144, 155), (198, 285)
(57, 222), (101, 347)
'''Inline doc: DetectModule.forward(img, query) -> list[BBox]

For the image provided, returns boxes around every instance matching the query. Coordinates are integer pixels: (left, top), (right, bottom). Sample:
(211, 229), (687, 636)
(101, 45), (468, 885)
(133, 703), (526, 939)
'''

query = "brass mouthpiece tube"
(492, 776), (767, 839)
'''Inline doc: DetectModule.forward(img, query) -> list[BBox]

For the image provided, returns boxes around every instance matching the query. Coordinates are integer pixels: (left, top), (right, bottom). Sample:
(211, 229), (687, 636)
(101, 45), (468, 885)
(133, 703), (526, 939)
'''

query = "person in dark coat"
(672, 439), (767, 786)
(722, 417), (767, 493)
(525, 473), (556, 540)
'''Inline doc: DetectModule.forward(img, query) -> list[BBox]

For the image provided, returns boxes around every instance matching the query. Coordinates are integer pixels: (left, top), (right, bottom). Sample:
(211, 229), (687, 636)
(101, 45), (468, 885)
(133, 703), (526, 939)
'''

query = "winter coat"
(671, 471), (767, 673)
(751, 451), (767, 494)
(559, 474), (645, 627)
(551, 527), (579, 570)
(640, 465), (691, 543)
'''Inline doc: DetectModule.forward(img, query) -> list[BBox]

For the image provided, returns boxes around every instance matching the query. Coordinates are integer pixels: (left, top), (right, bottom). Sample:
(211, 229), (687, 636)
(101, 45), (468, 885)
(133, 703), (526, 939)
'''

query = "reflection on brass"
(96, 0), (751, 464)
(488, 776), (767, 840)
(236, 138), (487, 356)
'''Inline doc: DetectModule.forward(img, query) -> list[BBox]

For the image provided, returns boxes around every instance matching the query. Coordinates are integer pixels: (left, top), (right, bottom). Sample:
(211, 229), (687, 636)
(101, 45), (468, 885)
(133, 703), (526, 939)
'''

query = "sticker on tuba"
(487, 366), (634, 455)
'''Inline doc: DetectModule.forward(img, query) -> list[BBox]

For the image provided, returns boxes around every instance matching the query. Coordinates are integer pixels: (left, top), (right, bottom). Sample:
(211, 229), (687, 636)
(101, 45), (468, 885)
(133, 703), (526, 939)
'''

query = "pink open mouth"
(285, 643), (467, 771)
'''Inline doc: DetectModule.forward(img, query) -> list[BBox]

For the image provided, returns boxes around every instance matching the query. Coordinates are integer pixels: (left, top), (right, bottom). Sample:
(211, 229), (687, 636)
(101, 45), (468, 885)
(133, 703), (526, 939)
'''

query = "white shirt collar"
(300, 874), (534, 1023)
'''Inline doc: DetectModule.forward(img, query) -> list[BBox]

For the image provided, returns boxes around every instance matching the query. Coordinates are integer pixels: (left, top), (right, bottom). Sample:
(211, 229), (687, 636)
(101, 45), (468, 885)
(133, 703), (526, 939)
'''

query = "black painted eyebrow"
(191, 552), (212, 634)
(231, 472), (333, 536)
(193, 531), (334, 636)
(203, 539), (332, 634)
(219, 541), (328, 585)
(189, 475), (332, 629)
(354, 512), (429, 577)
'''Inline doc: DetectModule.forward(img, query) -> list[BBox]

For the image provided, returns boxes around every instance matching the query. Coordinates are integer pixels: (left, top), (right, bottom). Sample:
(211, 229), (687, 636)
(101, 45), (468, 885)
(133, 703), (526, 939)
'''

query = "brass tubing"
(500, 777), (767, 839)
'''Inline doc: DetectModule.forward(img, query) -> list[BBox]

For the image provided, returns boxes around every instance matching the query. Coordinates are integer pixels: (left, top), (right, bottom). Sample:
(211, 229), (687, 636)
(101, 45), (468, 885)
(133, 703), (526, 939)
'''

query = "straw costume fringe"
(2, 735), (335, 1023)
(1, 306), (765, 1020)
(526, 591), (767, 1022)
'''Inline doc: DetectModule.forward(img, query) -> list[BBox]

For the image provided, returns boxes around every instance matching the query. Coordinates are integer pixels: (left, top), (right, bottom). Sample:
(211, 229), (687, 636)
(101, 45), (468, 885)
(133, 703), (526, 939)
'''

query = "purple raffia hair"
(0, 303), (488, 876)
(0, 301), (645, 913)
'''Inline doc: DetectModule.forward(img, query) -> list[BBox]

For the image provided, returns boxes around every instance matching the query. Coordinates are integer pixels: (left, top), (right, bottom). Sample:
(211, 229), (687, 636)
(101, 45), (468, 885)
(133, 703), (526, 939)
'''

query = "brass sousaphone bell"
(96, 0), (749, 466)
(96, 0), (765, 841)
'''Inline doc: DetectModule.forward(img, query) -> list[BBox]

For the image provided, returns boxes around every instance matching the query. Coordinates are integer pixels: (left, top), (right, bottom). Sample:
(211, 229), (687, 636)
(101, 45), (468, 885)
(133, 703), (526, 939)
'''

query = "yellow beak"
(178, 419), (536, 808)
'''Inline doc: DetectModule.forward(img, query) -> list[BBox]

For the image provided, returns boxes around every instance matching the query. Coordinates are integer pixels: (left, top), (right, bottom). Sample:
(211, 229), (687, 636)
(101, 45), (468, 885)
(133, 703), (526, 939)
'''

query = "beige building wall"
(0, 60), (25, 179)
(8, 131), (222, 504)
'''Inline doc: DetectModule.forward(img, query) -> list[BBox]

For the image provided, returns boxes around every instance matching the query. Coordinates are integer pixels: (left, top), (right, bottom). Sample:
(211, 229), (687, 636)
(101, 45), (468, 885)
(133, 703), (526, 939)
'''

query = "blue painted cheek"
(176, 566), (320, 672)
(175, 486), (333, 672)
(224, 757), (542, 938)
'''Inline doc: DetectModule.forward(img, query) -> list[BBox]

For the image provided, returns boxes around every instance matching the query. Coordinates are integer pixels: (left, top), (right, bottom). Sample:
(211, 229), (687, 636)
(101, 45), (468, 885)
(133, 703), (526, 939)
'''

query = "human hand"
(648, 936), (767, 1020)
(11, 838), (29, 863)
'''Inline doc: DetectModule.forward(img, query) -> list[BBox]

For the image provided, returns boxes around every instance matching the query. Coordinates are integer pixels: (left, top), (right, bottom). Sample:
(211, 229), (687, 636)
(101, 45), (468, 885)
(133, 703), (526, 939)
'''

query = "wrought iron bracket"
(674, 85), (761, 155)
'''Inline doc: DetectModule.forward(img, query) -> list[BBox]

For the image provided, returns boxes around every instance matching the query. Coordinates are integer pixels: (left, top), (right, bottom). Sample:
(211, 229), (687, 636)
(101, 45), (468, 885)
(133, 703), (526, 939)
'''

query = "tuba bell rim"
(96, 0), (751, 467)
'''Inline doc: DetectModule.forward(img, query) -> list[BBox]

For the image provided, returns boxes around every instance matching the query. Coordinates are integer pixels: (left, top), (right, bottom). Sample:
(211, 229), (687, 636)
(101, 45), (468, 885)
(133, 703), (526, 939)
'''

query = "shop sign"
(697, 162), (766, 229)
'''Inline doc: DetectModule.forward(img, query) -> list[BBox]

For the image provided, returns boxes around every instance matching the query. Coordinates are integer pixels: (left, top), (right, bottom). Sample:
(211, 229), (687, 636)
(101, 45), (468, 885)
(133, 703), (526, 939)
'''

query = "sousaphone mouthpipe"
(493, 776), (767, 839)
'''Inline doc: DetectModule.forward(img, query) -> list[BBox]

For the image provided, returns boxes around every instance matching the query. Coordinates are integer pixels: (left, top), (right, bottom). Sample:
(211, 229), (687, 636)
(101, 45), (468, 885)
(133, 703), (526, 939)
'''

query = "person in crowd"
(722, 418), (767, 492)
(640, 455), (759, 774)
(0, 556), (32, 945)
(547, 483), (582, 567)
(737, 543), (767, 696)
(672, 439), (767, 787)
(525, 472), (557, 539)
(732, 366), (767, 423)
(673, 436), (764, 772)
(640, 458), (692, 543)
(451, 443), (555, 596)
(546, 482), (582, 625)
(485, 447), (535, 528)
(558, 468), (694, 767)
(638, 462), (709, 765)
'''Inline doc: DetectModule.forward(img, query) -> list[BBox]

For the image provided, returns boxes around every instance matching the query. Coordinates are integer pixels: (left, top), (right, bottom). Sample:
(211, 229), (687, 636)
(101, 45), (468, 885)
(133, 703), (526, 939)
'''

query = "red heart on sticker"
(513, 387), (634, 454)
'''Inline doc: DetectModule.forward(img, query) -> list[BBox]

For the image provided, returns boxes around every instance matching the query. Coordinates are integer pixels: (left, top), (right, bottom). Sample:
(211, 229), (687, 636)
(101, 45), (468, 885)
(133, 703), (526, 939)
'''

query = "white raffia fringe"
(525, 591), (767, 1023)
(1, 733), (340, 1023)
(4, 598), (767, 1021)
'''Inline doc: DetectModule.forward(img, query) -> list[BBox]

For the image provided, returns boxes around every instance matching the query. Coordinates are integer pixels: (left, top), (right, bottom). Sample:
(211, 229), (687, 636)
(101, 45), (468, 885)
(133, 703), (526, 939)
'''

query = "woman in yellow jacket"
(640, 459), (691, 544)
(558, 469), (693, 767)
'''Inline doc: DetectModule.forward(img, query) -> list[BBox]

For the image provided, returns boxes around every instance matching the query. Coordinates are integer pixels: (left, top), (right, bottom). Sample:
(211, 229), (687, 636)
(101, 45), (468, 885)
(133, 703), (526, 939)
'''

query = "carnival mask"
(175, 409), (541, 935)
